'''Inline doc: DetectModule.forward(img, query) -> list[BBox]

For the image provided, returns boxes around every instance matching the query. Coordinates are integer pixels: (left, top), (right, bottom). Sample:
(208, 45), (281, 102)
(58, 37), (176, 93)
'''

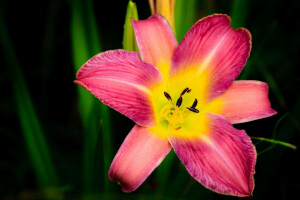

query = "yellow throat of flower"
(159, 88), (199, 131)
(150, 70), (223, 139)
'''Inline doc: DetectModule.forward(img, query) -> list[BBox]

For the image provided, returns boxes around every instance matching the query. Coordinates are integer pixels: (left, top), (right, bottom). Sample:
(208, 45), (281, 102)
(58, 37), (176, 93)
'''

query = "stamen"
(180, 87), (189, 96)
(172, 107), (179, 123)
(164, 92), (172, 101)
(160, 88), (197, 129)
(179, 109), (190, 123)
(192, 98), (198, 108)
(176, 96), (183, 107)
(187, 107), (199, 113)
(159, 104), (172, 118)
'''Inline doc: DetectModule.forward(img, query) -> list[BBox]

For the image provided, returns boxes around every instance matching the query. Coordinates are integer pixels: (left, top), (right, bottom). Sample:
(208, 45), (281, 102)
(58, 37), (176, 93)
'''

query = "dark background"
(1, 0), (299, 199)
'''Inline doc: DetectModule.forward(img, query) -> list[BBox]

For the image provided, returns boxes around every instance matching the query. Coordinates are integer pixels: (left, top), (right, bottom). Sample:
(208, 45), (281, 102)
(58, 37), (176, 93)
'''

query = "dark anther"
(164, 92), (172, 101)
(176, 96), (183, 107)
(180, 87), (189, 96)
(187, 88), (192, 93)
(187, 107), (199, 113)
(192, 98), (198, 108)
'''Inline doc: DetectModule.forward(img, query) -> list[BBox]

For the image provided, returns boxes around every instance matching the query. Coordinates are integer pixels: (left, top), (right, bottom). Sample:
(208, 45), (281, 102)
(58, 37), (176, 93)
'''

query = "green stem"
(251, 137), (296, 150)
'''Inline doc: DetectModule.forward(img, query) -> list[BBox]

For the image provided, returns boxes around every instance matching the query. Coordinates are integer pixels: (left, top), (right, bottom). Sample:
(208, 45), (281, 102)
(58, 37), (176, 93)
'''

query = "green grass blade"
(254, 107), (298, 199)
(253, 113), (295, 156)
(272, 112), (289, 137)
(71, 0), (112, 194)
(174, 0), (197, 42)
(252, 137), (296, 150)
(256, 60), (287, 109)
(254, 113), (289, 148)
(71, 0), (97, 193)
(123, 0), (139, 51)
(0, 13), (59, 191)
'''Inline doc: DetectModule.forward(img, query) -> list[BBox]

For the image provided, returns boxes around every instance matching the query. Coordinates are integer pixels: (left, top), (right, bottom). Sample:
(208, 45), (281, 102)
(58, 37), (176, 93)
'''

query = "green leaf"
(174, 0), (197, 42)
(123, 0), (139, 51)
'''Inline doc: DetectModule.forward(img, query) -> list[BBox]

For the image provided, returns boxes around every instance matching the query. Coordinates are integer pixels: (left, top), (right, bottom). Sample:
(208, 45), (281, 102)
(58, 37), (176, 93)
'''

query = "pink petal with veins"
(109, 125), (171, 192)
(218, 80), (277, 124)
(170, 14), (251, 101)
(169, 114), (256, 196)
(132, 14), (177, 68)
(75, 50), (163, 126)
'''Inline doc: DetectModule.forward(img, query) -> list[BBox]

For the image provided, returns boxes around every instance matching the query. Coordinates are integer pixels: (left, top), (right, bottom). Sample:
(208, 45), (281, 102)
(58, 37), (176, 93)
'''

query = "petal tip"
(108, 172), (136, 193)
(73, 80), (80, 85)
(270, 108), (278, 116)
(236, 27), (252, 58)
(131, 13), (177, 67)
(74, 80), (88, 90)
(108, 164), (138, 193)
(130, 17), (137, 24)
(108, 125), (171, 193)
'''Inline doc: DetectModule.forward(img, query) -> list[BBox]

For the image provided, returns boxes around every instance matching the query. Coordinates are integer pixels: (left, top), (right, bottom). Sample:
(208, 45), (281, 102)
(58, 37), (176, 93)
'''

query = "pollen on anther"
(180, 87), (189, 96)
(192, 98), (198, 108)
(176, 96), (183, 107)
(164, 92), (172, 101)
(187, 107), (199, 113)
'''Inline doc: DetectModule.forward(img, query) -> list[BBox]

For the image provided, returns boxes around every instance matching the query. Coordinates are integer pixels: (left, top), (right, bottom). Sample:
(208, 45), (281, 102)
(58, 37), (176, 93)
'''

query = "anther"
(164, 92), (172, 101)
(180, 87), (189, 96)
(175, 126), (182, 130)
(192, 98), (198, 108)
(187, 89), (192, 93)
(176, 96), (183, 107)
(187, 107), (199, 113)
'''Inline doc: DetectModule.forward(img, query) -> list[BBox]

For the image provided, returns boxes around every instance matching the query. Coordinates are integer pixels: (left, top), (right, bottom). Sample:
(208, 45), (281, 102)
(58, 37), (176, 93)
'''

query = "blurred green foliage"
(0, 9), (59, 196)
(0, 0), (299, 199)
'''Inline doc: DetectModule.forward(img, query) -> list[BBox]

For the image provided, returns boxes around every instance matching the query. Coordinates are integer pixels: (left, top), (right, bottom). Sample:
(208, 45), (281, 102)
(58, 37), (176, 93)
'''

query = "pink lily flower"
(75, 14), (276, 196)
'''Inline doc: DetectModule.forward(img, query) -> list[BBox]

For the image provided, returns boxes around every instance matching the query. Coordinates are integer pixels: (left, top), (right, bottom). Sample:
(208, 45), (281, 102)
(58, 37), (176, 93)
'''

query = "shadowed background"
(1, 0), (299, 199)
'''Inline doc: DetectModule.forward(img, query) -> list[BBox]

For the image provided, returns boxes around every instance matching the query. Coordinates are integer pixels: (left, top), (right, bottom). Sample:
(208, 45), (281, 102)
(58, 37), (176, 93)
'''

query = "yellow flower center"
(157, 88), (199, 131)
(150, 69), (223, 139)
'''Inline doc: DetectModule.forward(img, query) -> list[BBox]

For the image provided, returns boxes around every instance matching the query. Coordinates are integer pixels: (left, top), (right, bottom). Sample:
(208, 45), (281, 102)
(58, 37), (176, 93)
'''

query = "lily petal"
(132, 14), (178, 79)
(75, 50), (163, 126)
(217, 80), (277, 124)
(170, 14), (251, 101)
(108, 125), (171, 192)
(169, 114), (256, 196)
